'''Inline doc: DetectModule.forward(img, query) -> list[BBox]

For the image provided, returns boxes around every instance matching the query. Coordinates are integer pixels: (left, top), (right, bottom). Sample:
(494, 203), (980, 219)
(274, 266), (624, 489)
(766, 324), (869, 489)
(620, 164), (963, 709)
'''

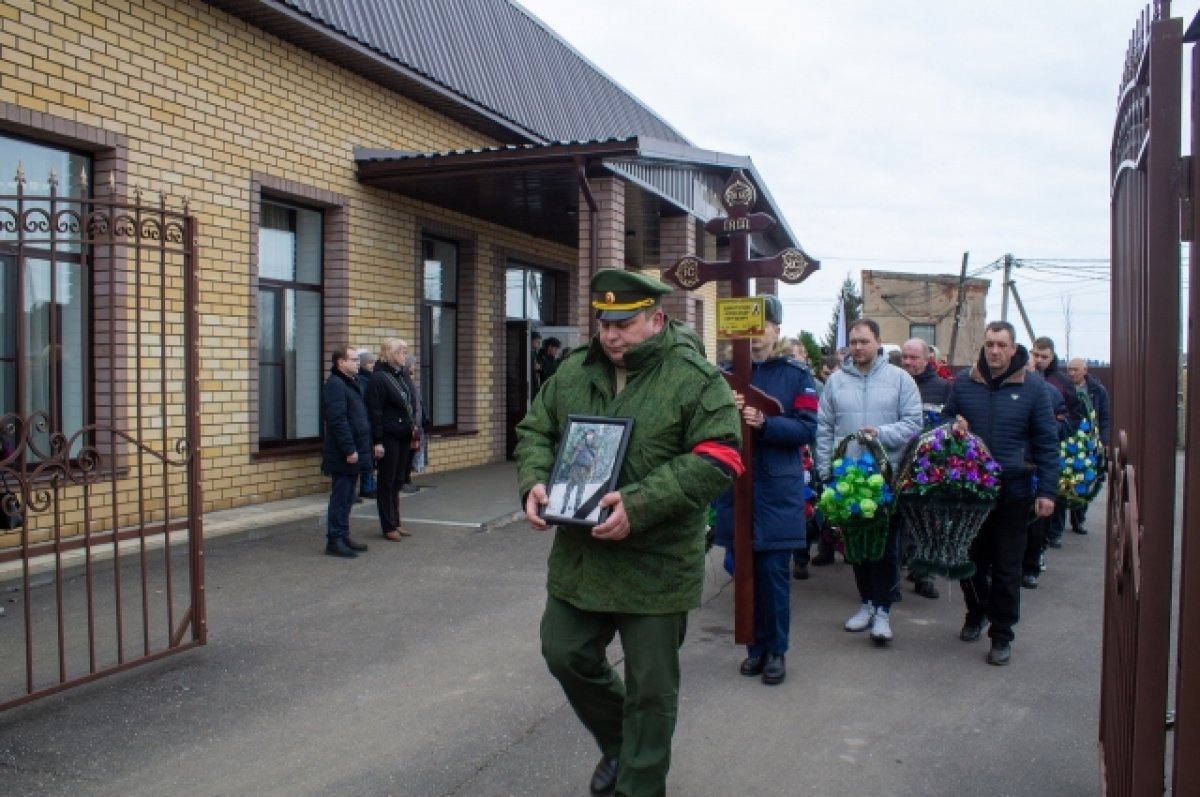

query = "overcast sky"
(517, 0), (1200, 363)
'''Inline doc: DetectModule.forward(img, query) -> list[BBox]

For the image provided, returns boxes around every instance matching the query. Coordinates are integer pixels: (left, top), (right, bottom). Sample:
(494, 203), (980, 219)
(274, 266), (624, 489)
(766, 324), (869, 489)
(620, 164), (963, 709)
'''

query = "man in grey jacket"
(816, 318), (923, 644)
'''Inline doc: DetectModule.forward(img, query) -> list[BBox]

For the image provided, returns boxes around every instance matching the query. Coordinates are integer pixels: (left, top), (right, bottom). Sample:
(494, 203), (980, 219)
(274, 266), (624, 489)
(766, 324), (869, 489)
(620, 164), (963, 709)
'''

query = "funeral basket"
(895, 423), (1000, 579)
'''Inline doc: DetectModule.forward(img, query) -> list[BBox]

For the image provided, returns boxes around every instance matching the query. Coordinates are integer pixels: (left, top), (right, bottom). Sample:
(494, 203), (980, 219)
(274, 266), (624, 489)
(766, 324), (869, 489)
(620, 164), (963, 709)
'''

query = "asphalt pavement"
(0, 462), (1103, 796)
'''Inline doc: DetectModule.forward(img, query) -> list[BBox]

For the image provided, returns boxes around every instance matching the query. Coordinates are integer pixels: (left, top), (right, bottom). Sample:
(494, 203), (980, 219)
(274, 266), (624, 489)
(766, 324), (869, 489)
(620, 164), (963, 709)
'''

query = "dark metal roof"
(203, 0), (689, 146)
(356, 137), (810, 265)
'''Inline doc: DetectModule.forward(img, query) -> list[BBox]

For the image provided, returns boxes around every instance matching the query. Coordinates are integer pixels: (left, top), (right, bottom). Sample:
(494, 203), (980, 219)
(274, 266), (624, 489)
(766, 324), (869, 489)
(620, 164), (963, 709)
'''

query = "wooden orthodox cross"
(662, 170), (819, 644)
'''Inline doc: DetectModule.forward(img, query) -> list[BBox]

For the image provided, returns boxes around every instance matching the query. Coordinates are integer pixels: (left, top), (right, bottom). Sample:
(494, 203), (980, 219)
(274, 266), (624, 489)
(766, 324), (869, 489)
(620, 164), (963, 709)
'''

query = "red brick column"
(659, 214), (697, 324)
(577, 177), (625, 336)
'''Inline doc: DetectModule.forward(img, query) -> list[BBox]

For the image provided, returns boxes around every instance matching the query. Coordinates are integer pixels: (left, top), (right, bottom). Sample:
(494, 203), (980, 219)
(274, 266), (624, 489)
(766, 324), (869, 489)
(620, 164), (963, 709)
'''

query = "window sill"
(252, 441), (321, 461)
(429, 428), (478, 439)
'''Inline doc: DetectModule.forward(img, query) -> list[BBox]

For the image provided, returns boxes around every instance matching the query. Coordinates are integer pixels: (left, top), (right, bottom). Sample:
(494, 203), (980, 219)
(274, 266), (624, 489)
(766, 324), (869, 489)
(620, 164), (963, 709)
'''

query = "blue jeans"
(750, 550), (793, 657)
(326, 473), (358, 540)
(360, 469), (376, 495)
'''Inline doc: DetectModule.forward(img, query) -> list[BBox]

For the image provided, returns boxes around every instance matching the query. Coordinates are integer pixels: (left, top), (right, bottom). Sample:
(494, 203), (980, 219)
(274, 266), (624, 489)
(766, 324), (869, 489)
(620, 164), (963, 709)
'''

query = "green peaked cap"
(590, 268), (673, 321)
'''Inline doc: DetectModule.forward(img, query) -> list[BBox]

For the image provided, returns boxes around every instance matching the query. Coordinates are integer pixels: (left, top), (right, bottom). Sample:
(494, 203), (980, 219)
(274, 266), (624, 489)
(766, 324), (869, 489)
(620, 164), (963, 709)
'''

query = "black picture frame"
(539, 414), (634, 528)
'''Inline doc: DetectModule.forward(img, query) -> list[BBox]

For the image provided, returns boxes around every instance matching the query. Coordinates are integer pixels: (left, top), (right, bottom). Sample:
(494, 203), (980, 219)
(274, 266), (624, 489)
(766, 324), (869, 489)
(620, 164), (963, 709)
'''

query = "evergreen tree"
(822, 276), (863, 352)
(799, 330), (822, 365)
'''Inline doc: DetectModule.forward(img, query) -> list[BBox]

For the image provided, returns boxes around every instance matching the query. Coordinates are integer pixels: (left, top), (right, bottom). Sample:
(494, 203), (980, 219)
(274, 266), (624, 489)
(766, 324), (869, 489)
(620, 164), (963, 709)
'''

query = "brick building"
(861, 270), (990, 366)
(0, 0), (810, 545)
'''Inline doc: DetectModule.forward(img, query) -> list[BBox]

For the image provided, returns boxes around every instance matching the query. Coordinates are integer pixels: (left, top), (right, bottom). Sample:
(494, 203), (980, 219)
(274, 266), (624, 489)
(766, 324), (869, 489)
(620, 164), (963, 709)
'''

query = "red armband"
(693, 441), (745, 477)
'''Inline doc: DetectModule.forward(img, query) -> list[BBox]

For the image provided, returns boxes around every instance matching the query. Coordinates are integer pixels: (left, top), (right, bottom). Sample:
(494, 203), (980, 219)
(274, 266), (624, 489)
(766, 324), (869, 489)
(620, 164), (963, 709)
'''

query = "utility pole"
(1000, 253), (1013, 322)
(1009, 281), (1037, 344)
(947, 251), (969, 366)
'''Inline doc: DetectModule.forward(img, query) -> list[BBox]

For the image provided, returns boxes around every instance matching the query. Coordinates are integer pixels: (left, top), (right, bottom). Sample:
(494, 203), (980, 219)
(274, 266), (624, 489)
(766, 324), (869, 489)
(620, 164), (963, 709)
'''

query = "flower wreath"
(897, 423), (1001, 501)
(818, 445), (893, 525)
(1057, 396), (1106, 506)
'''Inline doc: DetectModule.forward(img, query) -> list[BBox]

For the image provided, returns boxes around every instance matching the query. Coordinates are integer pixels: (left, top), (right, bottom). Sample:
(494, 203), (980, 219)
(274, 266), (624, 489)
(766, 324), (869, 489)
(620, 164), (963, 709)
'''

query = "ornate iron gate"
(1105, 1), (1200, 794)
(0, 170), (204, 711)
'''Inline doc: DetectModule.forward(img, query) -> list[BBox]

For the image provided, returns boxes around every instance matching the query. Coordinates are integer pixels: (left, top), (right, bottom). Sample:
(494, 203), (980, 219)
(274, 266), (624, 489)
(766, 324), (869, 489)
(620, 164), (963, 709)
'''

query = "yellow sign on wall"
(716, 297), (766, 339)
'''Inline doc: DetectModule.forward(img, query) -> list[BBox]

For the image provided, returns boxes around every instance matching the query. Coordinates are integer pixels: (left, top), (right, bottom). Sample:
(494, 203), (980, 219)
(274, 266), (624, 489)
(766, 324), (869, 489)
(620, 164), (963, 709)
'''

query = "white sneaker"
(870, 607), (893, 643)
(844, 602), (875, 632)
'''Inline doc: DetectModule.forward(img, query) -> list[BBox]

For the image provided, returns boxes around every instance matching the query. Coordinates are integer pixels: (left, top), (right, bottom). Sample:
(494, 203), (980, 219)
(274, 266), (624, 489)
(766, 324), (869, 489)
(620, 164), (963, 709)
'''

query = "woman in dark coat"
(367, 338), (417, 541)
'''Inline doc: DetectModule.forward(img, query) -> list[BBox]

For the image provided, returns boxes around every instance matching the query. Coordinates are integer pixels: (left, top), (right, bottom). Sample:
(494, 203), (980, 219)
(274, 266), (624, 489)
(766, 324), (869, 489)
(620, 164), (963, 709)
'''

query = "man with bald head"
(1066, 358), (1110, 534)
(899, 338), (952, 599)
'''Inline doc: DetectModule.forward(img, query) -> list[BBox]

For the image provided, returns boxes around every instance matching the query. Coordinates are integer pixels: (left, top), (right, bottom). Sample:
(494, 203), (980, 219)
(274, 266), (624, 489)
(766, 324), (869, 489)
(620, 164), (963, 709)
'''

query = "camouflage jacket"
(515, 319), (741, 614)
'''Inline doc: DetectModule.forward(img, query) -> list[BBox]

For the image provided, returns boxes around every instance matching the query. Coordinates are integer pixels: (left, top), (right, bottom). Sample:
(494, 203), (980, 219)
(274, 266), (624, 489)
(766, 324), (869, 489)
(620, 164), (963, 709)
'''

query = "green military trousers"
(540, 594), (688, 797)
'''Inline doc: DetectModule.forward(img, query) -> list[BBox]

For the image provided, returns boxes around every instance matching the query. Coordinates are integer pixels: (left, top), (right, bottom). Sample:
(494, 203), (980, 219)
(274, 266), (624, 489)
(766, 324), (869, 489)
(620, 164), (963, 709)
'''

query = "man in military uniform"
(516, 268), (743, 797)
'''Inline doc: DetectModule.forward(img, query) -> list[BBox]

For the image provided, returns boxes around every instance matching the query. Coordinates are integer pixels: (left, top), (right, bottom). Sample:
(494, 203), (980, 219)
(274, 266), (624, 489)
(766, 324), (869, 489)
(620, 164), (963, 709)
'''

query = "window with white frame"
(258, 199), (322, 445)
(505, 264), (557, 322)
(421, 236), (458, 429)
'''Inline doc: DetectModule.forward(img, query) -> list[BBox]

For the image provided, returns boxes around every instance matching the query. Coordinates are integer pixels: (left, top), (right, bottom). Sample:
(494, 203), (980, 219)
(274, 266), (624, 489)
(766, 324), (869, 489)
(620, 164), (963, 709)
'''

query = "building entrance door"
(505, 321), (534, 459)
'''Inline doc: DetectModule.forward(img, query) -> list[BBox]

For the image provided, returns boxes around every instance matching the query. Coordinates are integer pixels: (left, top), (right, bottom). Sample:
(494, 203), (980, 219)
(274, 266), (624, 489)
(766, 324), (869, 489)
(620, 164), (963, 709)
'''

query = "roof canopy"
(356, 137), (808, 265)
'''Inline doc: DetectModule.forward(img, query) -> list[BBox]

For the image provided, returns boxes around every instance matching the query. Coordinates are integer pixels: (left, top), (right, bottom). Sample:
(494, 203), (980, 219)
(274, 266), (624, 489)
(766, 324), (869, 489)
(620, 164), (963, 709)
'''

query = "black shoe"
(889, 587), (903, 604)
(762, 653), (786, 685)
(914, 578), (939, 599)
(344, 536), (369, 552)
(359, 490), (377, 499)
(960, 618), (985, 642)
(987, 641), (1012, 666)
(792, 562), (810, 580)
(324, 538), (358, 559)
(811, 546), (835, 566)
(1046, 536), (1063, 549)
(1021, 572), (1039, 589)
(739, 654), (766, 677)
(589, 755), (619, 796)
(1071, 525), (1088, 535)
(354, 496), (364, 504)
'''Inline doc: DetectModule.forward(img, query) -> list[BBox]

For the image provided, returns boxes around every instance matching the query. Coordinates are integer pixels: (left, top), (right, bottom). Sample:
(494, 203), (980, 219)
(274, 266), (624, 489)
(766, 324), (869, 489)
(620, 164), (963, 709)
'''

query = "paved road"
(0, 504), (1103, 796)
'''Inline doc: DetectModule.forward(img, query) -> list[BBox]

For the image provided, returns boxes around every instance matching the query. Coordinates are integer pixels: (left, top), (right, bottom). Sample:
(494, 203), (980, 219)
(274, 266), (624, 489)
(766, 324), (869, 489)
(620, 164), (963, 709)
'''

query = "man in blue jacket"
(942, 321), (1060, 665)
(321, 346), (373, 558)
(713, 295), (818, 685)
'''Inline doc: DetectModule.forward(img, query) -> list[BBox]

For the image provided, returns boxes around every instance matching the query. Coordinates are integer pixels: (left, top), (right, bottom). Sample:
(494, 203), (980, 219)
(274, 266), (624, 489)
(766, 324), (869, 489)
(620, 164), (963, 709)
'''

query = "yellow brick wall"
(0, 0), (578, 537)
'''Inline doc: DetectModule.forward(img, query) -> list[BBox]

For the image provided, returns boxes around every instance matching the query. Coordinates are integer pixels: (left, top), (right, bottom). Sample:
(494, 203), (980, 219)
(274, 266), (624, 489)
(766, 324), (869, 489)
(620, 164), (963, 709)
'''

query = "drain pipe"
(576, 161), (599, 335)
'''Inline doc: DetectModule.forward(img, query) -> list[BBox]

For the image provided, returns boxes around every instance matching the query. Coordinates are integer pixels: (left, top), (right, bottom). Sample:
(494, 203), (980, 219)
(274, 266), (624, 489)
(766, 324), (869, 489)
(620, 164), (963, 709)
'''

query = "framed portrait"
(539, 415), (635, 528)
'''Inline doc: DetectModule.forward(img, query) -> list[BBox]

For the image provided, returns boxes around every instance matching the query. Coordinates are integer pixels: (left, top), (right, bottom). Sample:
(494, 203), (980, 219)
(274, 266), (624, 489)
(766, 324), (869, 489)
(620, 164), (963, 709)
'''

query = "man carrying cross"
(515, 268), (743, 797)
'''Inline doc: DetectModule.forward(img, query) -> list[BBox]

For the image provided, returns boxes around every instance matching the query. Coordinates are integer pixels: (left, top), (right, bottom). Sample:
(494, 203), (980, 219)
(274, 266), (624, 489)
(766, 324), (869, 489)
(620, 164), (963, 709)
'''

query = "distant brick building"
(862, 270), (990, 366)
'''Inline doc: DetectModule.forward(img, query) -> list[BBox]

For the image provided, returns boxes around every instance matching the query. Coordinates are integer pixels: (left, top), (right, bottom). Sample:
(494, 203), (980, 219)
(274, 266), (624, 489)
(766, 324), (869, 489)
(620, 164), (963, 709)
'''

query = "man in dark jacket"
(942, 321), (1060, 666)
(321, 346), (372, 558)
(900, 338), (951, 599)
(1066, 358), (1110, 534)
(1031, 337), (1081, 548)
(713, 295), (818, 686)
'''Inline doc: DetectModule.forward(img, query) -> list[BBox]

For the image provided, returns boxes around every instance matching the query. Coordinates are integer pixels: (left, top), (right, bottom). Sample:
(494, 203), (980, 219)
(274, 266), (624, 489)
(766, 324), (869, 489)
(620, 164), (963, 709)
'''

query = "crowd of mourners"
(741, 313), (1110, 679)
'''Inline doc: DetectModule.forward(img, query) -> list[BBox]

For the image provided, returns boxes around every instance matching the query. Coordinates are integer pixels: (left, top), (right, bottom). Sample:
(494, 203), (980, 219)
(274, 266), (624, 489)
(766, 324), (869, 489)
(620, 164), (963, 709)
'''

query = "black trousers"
(960, 493), (1033, 643)
(851, 514), (901, 609)
(375, 432), (413, 533)
(1022, 516), (1046, 576)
